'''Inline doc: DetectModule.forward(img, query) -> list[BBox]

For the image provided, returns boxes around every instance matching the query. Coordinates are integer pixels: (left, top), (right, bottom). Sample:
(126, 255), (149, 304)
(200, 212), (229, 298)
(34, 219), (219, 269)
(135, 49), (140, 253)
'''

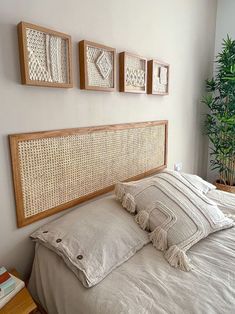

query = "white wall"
(215, 0), (235, 55)
(207, 0), (235, 182)
(0, 0), (217, 278)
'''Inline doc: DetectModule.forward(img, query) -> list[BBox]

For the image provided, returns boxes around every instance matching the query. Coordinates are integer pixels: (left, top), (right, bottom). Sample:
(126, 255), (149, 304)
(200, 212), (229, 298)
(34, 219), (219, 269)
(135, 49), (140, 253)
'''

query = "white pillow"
(115, 171), (234, 271)
(180, 172), (216, 194)
(207, 189), (235, 219)
(31, 195), (149, 288)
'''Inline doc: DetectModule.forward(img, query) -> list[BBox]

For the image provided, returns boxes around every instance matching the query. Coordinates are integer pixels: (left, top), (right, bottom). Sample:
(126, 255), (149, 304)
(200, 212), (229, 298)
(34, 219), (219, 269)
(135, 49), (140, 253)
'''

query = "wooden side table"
(0, 269), (37, 314)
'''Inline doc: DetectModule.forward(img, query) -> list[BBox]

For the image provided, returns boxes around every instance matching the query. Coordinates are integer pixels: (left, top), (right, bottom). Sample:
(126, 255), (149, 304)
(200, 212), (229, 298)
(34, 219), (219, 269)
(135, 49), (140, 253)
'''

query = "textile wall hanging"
(119, 52), (147, 93)
(79, 40), (116, 92)
(17, 22), (73, 88)
(147, 60), (169, 95)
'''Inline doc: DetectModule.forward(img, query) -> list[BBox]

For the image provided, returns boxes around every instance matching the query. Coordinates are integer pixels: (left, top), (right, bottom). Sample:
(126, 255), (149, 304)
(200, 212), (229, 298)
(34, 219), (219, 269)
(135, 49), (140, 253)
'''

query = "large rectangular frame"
(18, 21), (73, 88)
(9, 121), (168, 227)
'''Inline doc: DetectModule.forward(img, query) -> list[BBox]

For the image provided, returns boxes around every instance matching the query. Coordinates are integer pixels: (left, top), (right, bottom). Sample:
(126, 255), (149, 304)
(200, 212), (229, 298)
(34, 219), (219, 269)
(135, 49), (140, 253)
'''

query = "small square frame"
(119, 52), (147, 93)
(17, 21), (73, 88)
(147, 60), (169, 95)
(79, 40), (116, 92)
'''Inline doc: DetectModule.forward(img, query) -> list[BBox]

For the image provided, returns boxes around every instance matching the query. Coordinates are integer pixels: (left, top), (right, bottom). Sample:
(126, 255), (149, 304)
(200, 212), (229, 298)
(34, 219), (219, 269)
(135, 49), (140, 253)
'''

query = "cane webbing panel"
(9, 121), (167, 227)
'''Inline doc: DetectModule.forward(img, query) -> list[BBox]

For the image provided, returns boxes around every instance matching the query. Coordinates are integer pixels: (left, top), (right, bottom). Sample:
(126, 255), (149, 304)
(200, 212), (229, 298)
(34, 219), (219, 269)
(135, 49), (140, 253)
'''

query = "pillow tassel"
(135, 210), (149, 230)
(115, 183), (126, 202)
(149, 226), (168, 251)
(122, 193), (136, 213)
(164, 245), (192, 272)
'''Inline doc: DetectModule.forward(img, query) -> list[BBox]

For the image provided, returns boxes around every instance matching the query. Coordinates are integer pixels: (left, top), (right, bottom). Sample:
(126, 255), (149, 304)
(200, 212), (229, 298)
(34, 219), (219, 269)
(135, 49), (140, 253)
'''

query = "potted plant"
(202, 35), (235, 193)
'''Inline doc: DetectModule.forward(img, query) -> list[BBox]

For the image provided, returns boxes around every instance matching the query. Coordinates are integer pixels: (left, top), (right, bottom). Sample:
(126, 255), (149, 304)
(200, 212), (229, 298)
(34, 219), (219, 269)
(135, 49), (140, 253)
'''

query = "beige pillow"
(31, 195), (149, 288)
(180, 172), (216, 194)
(115, 171), (234, 271)
(207, 189), (235, 219)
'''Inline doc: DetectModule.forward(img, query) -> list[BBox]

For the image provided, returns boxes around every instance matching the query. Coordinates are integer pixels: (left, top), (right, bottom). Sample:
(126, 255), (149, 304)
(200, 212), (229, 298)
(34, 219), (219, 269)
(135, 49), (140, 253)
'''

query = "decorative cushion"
(115, 170), (234, 271)
(30, 195), (150, 288)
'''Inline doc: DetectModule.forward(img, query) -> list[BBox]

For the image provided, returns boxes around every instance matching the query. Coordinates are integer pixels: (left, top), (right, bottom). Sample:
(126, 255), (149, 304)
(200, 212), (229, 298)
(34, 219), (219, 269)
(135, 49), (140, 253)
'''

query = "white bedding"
(29, 198), (235, 314)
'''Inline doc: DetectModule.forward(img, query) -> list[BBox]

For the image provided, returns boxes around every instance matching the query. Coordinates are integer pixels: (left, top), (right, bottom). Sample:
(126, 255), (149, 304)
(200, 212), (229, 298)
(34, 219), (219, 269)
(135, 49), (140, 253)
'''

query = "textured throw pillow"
(31, 195), (150, 288)
(115, 170), (234, 271)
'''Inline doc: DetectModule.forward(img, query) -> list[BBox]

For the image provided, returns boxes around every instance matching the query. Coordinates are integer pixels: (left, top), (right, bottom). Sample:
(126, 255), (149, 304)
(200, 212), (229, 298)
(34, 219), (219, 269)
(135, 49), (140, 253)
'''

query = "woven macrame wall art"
(9, 121), (168, 227)
(79, 40), (116, 91)
(119, 52), (147, 93)
(147, 60), (169, 95)
(18, 22), (73, 88)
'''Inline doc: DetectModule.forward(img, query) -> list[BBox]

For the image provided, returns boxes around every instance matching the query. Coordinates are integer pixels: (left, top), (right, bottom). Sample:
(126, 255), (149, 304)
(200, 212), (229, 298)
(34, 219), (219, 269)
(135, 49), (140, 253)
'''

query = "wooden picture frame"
(147, 60), (169, 95)
(119, 52), (147, 93)
(17, 21), (73, 88)
(79, 40), (116, 92)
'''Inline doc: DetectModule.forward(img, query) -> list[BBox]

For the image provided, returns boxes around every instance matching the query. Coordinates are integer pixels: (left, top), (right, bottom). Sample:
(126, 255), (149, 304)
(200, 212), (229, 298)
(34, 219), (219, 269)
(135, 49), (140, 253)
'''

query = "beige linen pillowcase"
(31, 195), (150, 288)
(180, 172), (216, 194)
(115, 170), (234, 271)
(207, 189), (235, 219)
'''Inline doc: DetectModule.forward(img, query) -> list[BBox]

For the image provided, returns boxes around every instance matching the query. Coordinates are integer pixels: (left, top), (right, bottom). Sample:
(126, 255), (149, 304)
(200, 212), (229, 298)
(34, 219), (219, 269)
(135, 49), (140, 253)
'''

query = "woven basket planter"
(215, 182), (235, 194)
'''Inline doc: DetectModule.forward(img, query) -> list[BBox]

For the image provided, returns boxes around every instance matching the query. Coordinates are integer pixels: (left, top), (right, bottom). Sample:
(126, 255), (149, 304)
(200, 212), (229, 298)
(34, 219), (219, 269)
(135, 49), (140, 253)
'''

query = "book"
(0, 267), (15, 298)
(0, 274), (25, 309)
(0, 267), (10, 283)
(0, 271), (11, 284)
(0, 276), (15, 299)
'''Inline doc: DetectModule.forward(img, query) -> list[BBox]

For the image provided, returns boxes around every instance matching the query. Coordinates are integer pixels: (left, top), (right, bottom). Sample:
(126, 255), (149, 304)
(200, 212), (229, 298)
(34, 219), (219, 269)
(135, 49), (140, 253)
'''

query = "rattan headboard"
(9, 120), (168, 227)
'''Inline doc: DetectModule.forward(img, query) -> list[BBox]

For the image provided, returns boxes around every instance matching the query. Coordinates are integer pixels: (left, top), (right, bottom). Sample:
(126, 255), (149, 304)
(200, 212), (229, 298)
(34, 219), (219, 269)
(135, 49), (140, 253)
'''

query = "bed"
(9, 120), (235, 314)
(28, 193), (235, 314)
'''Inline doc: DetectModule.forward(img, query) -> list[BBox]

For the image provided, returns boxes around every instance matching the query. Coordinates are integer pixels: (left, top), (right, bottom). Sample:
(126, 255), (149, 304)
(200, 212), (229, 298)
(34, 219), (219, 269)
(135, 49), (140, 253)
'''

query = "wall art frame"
(17, 21), (73, 88)
(119, 52), (147, 93)
(147, 60), (169, 95)
(79, 40), (116, 92)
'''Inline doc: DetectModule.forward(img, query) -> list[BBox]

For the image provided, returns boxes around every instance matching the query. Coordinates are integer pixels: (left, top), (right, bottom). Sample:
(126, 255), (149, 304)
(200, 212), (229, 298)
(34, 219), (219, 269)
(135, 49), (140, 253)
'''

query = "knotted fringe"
(164, 245), (192, 272)
(135, 210), (149, 230)
(149, 226), (168, 251)
(114, 183), (125, 202)
(114, 184), (136, 213)
(122, 193), (136, 213)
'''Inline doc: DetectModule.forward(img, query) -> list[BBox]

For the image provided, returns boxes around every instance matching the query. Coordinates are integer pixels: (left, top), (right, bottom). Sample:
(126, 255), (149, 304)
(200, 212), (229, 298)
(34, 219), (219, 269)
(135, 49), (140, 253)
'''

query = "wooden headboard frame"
(9, 120), (168, 227)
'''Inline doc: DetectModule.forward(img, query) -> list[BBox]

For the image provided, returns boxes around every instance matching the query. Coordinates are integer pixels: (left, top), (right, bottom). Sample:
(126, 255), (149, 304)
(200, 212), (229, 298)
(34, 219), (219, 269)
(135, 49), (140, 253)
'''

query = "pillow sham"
(151, 170), (216, 195)
(207, 189), (235, 219)
(115, 170), (234, 271)
(30, 195), (150, 288)
(180, 172), (216, 194)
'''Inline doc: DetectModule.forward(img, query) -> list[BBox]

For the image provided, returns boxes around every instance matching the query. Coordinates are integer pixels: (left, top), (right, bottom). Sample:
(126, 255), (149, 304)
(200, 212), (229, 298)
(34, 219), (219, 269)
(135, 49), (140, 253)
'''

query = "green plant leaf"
(202, 34), (235, 186)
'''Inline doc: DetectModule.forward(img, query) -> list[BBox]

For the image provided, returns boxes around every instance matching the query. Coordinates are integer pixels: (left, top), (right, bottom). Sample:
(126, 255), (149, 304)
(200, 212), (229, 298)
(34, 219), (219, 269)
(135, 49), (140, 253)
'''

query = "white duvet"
(29, 190), (235, 314)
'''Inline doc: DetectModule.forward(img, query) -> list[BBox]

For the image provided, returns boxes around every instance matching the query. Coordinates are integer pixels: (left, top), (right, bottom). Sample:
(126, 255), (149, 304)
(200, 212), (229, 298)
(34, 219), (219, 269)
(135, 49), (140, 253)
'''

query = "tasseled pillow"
(115, 170), (234, 271)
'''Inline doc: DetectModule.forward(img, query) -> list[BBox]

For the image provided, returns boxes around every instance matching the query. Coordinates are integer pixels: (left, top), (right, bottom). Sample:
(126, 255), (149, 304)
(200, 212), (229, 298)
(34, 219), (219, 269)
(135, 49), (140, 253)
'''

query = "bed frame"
(9, 120), (168, 227)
